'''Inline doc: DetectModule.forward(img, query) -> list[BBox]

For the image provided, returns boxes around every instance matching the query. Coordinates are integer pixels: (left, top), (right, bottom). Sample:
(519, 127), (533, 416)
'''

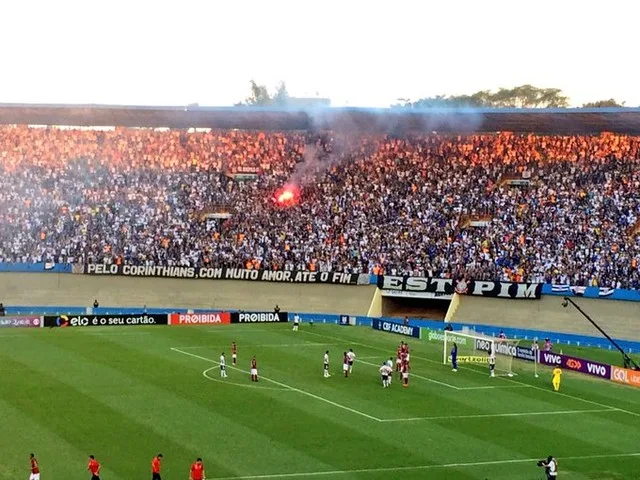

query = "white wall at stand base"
(451, 295), (640, 341)
(0, 273), (375, 315)
(444, 293), (460, 322)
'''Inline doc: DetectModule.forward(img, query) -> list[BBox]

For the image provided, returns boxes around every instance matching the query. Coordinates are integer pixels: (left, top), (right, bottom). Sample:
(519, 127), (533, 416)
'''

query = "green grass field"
(1, 323), (639, 480)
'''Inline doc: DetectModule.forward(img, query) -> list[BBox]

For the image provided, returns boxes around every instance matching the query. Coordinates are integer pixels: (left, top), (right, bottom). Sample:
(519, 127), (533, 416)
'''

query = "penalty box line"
(300, 330), (640, 418)
(211, 452), (640, 479)
(170, 347), (382, 422)
(357, 359), (460, 390)
(379, 408), (618, 423)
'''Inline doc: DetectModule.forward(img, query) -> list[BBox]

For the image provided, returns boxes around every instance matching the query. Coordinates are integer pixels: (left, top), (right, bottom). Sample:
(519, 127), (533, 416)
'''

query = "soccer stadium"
(2, 4), (640, 480)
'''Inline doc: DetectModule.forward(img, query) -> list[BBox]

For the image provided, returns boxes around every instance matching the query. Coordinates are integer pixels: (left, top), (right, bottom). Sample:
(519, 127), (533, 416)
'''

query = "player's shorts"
(396, 358), (401, 364)
(152, 473), (162, 480)
(323, 363), (329, 370)
(406, 354), (410, 362)
(381, 375), (388, 381)
(348, 360), (353, 366)
(402, 372), (409, 379)
(91, 475), (101, 480)
(250, 368), (258, 376)
(220, 365), (225, 370)
(232, 354), (237, 360)
(29, 474), (40, 480)
(343, 364), (349, 372)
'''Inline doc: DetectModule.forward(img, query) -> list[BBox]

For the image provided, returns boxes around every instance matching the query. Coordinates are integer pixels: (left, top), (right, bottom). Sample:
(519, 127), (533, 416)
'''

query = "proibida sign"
(377, 276), (542, 300)
(169, 312), (231, 325)
(84, 264), (369, 285)
(43, 314), (168, 328)
(231, 312), (289, 323)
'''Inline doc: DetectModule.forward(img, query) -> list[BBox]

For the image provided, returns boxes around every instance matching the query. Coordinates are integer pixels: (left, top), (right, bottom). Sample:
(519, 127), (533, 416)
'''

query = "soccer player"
(404, 343), (411, 364)
(231, 341), (237, 365)
(386, 357), (394, 384)
(250, 356), (258, 382)
(189, 458), (205, 480)
(152, 453), (163, 480)
(552, 367), (562, 392)
(395, 345), (402, 372)
(488, 344), (496, 378)
(29, 453), (40, 480)
(342, 351), (349, 377)
(401, 359), (410, 387)
(220, 352), (228, 378)
(292, 313), (300, 331)
(380, 362), (391, 388)
(323, 350), (331, 378)
(451, 342), (458, 372)
(87, 455), (101, 480)
(347, 348), (356, 374)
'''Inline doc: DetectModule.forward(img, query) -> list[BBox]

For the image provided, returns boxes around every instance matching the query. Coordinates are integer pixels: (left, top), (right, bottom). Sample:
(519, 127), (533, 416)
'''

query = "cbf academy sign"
(372, 319), (421, 339)
(85, 264), (369, 285)
(377, 276), (542, 300)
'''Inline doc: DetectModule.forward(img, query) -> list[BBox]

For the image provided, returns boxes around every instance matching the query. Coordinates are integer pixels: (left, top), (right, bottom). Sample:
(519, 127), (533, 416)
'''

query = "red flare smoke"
(274, 184), (299, 206)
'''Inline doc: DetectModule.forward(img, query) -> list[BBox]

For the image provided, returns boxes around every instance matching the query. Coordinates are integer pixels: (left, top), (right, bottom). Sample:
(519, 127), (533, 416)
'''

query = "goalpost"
(443, 330), (536, 377)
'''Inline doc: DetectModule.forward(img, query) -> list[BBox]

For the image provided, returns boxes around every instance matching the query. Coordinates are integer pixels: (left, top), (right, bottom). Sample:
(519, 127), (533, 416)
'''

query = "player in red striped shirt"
(151, 453), (163, 480)
(189, 457), (205, 480)
(29, 453), (40, 480)
(401, 359), (410, 388)
(231, 341), (237, 365)
(250, 356), (258, 382)
(87, 455), (101, 480)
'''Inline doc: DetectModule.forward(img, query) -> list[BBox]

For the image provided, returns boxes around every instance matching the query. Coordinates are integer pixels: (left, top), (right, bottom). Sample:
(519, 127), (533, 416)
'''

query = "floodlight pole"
(562, 297), (639, 371)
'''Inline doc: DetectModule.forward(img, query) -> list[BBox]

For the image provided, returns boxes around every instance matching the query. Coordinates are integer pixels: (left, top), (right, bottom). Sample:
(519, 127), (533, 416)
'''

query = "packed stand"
(1, 125), (640, 288)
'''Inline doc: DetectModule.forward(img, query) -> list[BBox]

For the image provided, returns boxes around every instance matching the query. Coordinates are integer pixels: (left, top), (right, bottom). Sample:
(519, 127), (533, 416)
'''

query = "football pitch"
(1, 324), (639, 480)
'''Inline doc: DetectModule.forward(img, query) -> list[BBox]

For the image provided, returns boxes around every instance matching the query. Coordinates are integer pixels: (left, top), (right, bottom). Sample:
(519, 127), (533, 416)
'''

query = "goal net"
(443, 331), (523, 377)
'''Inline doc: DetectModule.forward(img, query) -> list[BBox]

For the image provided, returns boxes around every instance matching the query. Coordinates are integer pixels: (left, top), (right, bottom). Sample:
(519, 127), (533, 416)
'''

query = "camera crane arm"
(562, 297), (640, 371)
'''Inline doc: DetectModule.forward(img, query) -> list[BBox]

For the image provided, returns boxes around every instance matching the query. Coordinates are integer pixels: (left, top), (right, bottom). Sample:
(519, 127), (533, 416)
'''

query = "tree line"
(236, 81), (629, 108)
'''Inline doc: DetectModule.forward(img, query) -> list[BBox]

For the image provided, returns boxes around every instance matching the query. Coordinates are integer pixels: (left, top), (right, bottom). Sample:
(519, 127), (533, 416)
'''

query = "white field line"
(379, 408), (617, 423)
(357, 359), (460, 390)
(176, 343), (338, 349)
(301, 330), (640, 418)
(170, 347), (382, 422)
(202, 367), (292, 392)
(210, 452), (640, 479)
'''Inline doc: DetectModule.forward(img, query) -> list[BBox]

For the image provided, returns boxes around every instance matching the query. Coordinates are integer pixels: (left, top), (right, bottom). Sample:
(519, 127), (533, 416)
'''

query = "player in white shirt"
(346, 349), (356, 374)
(292, 313), (300, 331)
(323, 350), (331, 377)
(220, 353), (228, 378)
(379, 363), (392, 388)
(488, 344), (496, 377)
(385, 357), (394, 384)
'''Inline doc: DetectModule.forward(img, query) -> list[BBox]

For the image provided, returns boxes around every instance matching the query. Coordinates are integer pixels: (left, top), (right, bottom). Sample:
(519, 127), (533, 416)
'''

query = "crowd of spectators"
(1, 125), (640, 288)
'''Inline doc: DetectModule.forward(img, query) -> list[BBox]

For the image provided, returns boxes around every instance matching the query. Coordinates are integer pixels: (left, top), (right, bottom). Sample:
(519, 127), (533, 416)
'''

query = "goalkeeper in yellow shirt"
(552, 367), (562, 392)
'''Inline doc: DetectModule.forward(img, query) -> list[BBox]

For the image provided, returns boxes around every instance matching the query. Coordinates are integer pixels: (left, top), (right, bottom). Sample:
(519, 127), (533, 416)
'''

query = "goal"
(443, 330), (524, 377)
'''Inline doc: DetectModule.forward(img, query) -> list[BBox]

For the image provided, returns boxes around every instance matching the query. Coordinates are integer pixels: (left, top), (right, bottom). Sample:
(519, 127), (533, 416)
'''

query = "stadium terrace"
(2, 106), (640, 289)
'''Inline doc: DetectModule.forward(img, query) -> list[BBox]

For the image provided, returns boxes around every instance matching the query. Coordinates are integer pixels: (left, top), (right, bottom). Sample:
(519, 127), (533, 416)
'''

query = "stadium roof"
(2, 103), (640, 134)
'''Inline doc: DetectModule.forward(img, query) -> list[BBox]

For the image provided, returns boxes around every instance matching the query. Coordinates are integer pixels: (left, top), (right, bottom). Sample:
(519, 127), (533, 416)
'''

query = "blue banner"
(0, 262), (71, 273)
(372, 318), (421, 338)
(542, 283), (640, 302)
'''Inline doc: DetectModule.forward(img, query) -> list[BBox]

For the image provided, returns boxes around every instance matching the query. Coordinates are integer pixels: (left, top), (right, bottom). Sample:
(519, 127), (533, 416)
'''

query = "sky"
(1, 0), (638, 108)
